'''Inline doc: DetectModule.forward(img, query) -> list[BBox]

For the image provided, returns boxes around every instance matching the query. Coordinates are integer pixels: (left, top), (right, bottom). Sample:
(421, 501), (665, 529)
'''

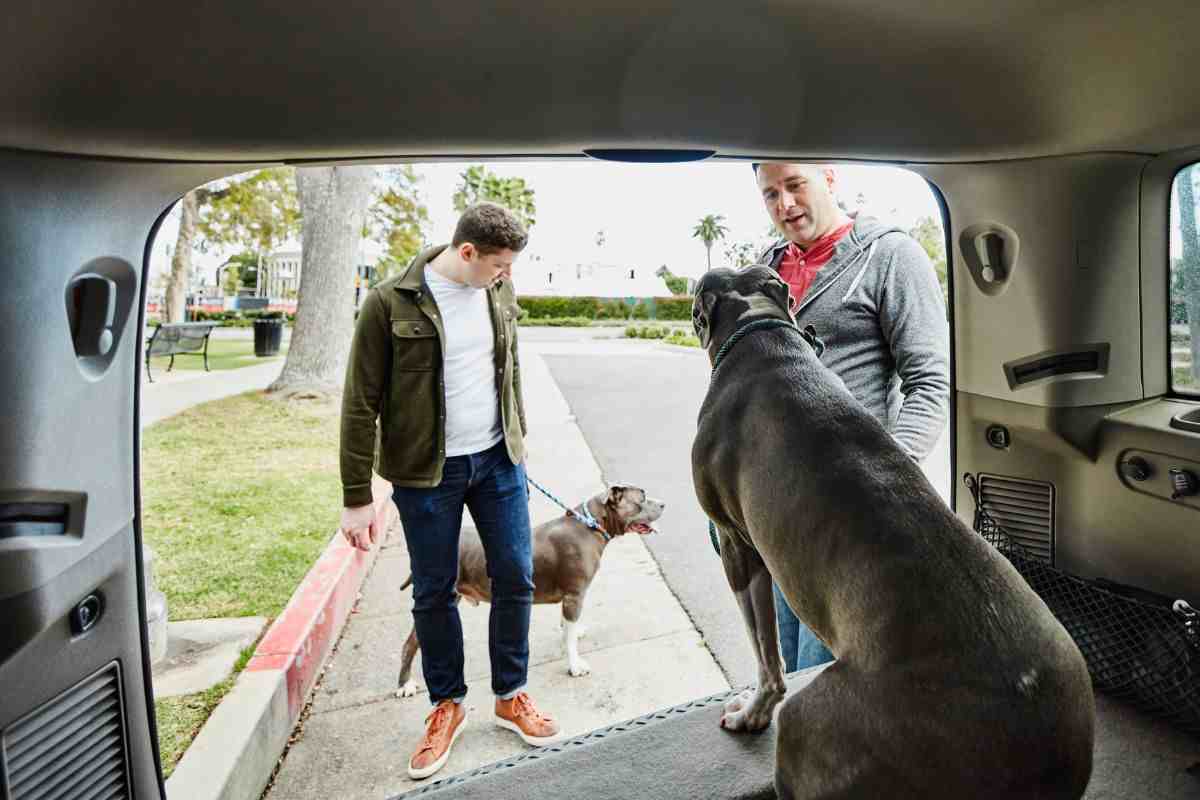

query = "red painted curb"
(246, 475), (394, 720)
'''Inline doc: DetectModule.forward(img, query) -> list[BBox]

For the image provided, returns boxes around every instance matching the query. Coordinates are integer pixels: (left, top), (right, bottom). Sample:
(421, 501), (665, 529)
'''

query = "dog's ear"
(762, 275), (793, 319)
(692, 291), (718, 349)
(605, 485), (626, 506)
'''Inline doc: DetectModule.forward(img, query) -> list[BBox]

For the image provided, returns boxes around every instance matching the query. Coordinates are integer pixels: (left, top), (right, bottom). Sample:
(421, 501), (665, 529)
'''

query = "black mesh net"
(965, 473), (1200, 737)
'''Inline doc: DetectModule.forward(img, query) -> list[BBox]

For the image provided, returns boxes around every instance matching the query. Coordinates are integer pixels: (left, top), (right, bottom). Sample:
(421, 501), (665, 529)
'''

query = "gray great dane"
(690, 266), (1095, 799)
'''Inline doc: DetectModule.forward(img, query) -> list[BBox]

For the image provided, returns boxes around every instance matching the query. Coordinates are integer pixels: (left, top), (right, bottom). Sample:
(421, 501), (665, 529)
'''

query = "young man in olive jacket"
(339, 202), (562, 780)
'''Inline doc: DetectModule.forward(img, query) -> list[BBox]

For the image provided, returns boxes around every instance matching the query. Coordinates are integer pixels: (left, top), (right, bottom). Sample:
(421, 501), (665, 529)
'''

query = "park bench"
(144, 321), (218, 382)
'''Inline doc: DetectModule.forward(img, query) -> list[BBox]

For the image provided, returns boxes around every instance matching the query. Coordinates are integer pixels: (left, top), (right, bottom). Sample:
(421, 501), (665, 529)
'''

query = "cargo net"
(965, 473), (1200, 736)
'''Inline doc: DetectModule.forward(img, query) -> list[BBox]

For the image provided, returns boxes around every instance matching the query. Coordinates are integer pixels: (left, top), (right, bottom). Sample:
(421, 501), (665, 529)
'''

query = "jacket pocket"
(391, 318), (438, 371)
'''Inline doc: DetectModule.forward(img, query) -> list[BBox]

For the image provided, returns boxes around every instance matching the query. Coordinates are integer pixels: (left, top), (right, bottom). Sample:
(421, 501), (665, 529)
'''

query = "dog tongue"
(630, 522), (656, 534)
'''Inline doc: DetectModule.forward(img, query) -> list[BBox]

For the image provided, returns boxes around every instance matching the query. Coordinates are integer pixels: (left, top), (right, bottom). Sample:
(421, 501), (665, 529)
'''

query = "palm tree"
(692, 214), (729, 271)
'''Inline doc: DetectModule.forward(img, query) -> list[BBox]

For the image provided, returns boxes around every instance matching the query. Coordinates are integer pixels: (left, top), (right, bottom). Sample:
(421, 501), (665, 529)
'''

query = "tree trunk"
(268, 166), (374, 399)
(163, 191), (198, 323)
(705, 242), (712, 271)
(1178, 166), (1200, 382)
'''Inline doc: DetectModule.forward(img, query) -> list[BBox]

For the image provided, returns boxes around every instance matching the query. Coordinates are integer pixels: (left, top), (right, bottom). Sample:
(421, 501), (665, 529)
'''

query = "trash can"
(253, 317), (284, 357)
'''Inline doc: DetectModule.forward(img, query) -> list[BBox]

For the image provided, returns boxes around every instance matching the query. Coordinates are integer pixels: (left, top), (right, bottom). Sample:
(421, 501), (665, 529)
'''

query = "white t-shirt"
(424, 266), (503, 457)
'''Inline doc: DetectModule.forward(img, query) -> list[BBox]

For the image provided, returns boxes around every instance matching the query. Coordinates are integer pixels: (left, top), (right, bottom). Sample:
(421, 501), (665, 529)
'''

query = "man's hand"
(340, 503), (379, 552)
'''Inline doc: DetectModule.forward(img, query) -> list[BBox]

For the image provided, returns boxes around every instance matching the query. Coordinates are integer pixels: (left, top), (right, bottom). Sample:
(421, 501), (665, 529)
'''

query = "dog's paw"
(723, 689), (752, 715)
(576, 624), (589, 639)
(719, 706), (772, 733)
(396, 679), (419, 698)
(719, 689), (772, 733)
(568, 658), (592, 677)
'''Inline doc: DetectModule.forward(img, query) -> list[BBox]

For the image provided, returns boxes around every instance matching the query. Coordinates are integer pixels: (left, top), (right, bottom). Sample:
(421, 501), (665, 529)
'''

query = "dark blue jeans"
(773, 582), (834, 673)
(391, 440), (534, 704)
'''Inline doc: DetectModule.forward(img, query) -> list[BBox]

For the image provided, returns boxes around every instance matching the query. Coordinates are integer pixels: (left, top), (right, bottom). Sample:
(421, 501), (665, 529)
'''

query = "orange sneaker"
(494, 691), (565, 746)
(407, 699), (468, 780)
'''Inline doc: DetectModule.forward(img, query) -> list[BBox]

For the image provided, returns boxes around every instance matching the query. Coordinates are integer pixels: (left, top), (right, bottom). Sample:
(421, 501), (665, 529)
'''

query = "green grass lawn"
(143, 391), (341, 776)
(142, 390), (341, 619)
(148, 338), (288, 373)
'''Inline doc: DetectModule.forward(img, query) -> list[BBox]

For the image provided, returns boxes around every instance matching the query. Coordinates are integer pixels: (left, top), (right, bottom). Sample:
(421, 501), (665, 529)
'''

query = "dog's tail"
(401, 574), (412, 591)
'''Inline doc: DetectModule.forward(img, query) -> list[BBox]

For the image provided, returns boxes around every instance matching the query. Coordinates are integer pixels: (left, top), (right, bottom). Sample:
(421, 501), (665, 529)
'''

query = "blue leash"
(704, 318), (824, 555)
(526, 474), (611, 540)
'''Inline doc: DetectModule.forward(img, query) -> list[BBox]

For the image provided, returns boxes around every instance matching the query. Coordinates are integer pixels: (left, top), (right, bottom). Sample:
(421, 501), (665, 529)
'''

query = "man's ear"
(692, 291), (717, 348)
(762, 277), (792, 318)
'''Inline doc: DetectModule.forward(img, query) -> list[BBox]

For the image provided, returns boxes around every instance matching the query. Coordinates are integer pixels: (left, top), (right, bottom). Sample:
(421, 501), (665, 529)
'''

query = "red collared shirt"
(777, 221), (854, 308)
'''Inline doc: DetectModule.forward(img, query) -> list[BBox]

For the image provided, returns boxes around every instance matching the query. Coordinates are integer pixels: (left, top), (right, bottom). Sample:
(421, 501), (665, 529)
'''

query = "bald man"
(751, 163), (950, 672)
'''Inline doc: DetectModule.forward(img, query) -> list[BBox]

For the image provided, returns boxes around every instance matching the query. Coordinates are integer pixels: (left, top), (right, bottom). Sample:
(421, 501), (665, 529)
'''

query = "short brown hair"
(451, 202), (528, 254)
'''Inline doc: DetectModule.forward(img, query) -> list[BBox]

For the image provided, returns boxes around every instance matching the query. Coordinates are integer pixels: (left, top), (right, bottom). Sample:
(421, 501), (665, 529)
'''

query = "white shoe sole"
(494, 715), (567, 747)
(407, 710), (468, 780)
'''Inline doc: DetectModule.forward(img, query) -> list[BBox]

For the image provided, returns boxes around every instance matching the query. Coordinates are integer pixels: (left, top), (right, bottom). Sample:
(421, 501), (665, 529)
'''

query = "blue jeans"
(773, 582), (834, 673)
(391, 440), (534, 704)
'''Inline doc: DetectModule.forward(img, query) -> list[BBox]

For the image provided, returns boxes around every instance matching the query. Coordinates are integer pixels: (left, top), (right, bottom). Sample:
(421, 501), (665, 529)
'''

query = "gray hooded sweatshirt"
(758, 216), (950, 461)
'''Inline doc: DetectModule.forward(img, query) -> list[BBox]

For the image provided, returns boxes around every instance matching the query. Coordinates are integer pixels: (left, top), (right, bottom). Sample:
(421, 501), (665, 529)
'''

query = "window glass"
(1171, 164), (1200, 394)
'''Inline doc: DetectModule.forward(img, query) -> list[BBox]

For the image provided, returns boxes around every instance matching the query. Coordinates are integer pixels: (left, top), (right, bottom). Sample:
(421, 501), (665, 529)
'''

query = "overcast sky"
(149, 161), (947, 284)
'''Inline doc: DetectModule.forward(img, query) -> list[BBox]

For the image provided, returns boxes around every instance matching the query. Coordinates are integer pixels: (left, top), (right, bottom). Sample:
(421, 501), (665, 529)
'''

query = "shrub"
(516, 296), (599, 319)
(654, 296), (693, 321)
(519, 316), (593, 327)
(630, 302), (650, 320)
(595, 299), (629, 320)
(624, 324), (669, 340)
(665, 330), (701, 348)
(664, 275), (690, 295)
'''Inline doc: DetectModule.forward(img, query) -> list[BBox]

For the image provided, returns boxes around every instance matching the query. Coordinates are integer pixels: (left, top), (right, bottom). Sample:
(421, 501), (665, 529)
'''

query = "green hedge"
(517, 295), (692, 321)
(190, 309), (295, 326)
(519, 317), (593, 327)
(594, 300), (628, 320)
(516, 296), (601, 319)
(654, 297), (693, 321)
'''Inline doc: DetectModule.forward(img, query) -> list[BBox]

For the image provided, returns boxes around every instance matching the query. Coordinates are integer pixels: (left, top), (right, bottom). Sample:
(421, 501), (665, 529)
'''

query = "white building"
(518, 262), (671, 297)
(263, 249), (302, 299)
(260, 238), (385, 299)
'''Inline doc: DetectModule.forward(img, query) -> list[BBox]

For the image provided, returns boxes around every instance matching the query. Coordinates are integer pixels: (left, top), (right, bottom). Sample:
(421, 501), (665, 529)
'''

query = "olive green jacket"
(340, 245), (527, 507)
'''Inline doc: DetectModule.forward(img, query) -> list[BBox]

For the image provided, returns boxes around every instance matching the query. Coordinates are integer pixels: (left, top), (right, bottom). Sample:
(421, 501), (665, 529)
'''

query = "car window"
(1171, 163), (1200, 395)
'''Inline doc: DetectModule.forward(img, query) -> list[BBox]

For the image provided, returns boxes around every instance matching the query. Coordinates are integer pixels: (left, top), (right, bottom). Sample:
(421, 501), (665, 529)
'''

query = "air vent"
(977, 474), (1055, 564)
(2, 662), (130, 800)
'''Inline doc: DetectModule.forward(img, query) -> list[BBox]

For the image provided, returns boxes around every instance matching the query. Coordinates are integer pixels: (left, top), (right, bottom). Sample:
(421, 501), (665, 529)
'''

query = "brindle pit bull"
(690, 266), (1095, 800)
(397, 485), (664, 696)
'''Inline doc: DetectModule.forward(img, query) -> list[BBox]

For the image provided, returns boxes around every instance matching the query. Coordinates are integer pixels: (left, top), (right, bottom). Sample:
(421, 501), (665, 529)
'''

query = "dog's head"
(593, 484), (665, 536)
(692, 266), (793, 360)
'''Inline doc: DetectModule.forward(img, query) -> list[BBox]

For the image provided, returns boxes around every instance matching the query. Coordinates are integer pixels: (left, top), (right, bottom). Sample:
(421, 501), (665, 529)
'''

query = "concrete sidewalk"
(264, 347), (731, 800)
(140, 360), (283, 427)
